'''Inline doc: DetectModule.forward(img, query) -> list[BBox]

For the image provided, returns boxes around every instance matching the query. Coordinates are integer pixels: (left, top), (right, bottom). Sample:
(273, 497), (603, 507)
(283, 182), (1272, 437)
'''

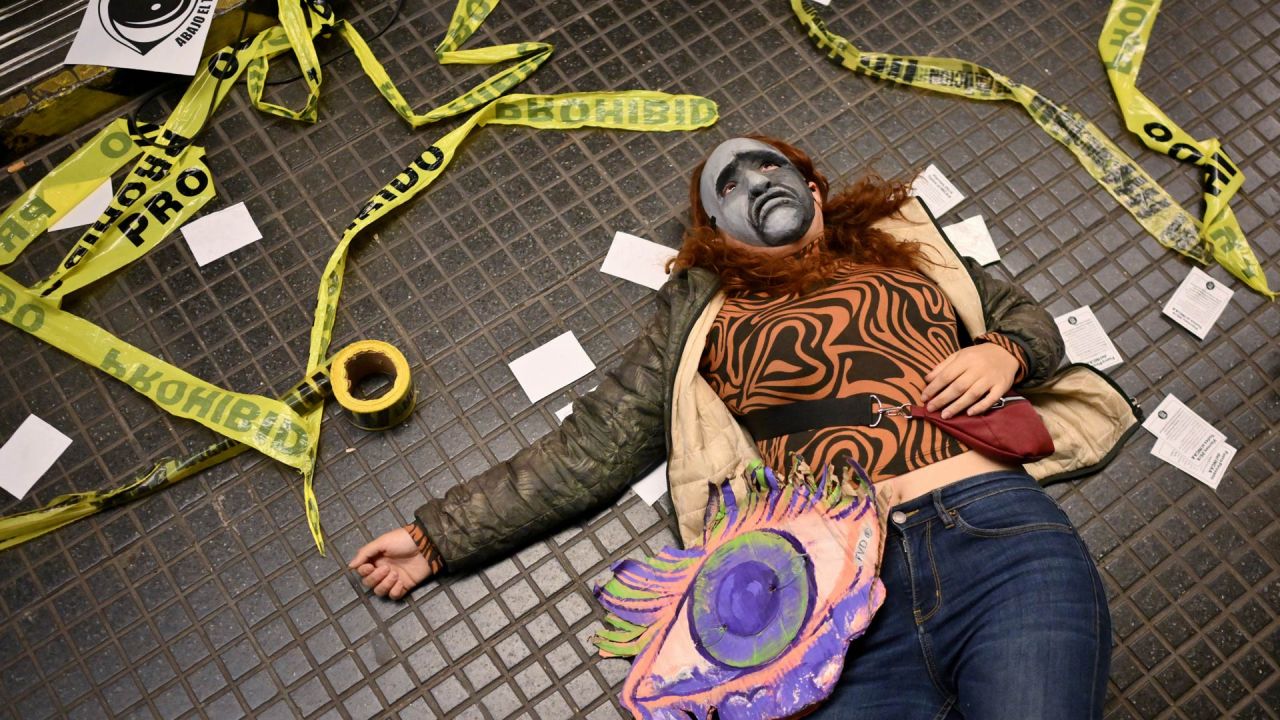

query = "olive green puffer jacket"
(414, 200), (1137, 574)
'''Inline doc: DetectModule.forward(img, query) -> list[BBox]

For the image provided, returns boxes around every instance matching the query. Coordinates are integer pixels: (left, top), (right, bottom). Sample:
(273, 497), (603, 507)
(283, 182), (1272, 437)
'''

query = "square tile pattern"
(2, 0), (1279, 718)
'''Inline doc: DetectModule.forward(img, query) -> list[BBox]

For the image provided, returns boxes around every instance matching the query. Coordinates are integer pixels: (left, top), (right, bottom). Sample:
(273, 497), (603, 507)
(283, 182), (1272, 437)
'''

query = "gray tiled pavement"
(1, 1), (1278, 718)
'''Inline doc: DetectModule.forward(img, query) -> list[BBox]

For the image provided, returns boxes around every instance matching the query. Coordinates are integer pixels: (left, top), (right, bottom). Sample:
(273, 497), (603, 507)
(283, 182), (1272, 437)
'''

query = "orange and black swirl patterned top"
(700, 264), (969, 482)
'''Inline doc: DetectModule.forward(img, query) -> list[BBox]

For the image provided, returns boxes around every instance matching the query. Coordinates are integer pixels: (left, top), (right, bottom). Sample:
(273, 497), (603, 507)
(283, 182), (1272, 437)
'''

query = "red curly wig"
(670, 136), (930, 295)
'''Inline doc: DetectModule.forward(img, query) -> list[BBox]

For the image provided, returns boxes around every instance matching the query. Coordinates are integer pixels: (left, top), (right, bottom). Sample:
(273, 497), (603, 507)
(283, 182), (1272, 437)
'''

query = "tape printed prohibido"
(330, 341), (415, 431)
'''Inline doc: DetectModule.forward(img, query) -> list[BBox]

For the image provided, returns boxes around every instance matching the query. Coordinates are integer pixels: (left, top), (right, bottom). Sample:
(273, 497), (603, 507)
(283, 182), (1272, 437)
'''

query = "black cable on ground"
(264, 0), (406, 86)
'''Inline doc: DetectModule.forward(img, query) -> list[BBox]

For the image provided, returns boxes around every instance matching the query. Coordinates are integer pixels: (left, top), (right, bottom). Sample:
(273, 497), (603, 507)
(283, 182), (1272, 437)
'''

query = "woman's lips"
(751, 189), (794, 227)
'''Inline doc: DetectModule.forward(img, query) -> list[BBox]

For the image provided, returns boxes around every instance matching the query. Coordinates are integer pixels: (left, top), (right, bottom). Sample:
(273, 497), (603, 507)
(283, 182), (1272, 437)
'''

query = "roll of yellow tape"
(330, 341), (416, 431)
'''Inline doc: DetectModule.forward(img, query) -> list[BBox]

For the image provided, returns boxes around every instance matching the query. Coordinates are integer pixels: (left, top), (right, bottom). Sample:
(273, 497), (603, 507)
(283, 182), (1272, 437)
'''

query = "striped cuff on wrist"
(405, 519), (445, 576)
(975, 332), (1029, 384)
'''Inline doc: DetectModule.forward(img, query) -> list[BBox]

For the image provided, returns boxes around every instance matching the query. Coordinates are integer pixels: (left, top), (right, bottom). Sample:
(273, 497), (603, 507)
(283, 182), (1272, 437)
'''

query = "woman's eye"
(721, 181), (737, 196)
(592, 460), (887, 718)
(761, 162), (780, 171)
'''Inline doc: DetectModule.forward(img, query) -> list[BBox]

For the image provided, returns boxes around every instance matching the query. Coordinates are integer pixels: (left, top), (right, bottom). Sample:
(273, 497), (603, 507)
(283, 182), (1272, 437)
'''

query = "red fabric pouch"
(905, 396), (1054, 463)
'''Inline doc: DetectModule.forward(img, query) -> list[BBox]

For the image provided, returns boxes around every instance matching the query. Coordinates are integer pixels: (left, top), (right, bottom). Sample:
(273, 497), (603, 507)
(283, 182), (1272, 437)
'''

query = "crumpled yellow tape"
(1099, 0), (1271, 297)
(0, 119), (153, 267)
(35, 23), (302, 302)
(35, 146), (216, 299)
(0, 0), (718, 555)
(792, 0), (1273, 298)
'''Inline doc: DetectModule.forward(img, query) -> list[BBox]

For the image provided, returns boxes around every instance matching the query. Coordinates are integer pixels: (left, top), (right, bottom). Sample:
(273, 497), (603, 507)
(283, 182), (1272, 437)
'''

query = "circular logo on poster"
(101, 0), (201, 55)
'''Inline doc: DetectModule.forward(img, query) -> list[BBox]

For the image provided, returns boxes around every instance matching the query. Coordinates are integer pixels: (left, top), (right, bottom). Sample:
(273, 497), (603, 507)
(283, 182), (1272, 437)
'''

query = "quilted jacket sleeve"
(413, 279), (678, 575)
(961, 256), (1065, 388)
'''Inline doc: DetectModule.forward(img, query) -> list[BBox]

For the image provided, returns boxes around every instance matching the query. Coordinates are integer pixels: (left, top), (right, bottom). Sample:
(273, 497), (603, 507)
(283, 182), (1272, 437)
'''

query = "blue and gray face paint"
(699, 138), (816, 248)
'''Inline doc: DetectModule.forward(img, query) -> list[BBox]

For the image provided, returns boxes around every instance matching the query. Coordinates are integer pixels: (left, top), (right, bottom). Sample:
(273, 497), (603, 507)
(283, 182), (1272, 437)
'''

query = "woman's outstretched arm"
(350, 273), (691, 587)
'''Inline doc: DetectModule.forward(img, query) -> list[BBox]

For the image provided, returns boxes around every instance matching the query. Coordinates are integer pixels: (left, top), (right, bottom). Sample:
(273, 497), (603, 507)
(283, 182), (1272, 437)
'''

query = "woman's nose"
(743, 169), (772, 195)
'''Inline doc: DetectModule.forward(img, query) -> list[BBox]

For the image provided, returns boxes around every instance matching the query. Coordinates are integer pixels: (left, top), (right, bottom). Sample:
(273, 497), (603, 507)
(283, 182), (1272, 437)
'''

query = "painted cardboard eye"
(100, 0), (200, 55)
(593, 459), (887, 720)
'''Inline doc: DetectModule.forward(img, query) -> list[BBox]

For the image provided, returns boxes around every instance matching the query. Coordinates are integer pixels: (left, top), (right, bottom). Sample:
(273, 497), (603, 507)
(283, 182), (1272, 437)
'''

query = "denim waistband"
(886, 469), (1039, 530)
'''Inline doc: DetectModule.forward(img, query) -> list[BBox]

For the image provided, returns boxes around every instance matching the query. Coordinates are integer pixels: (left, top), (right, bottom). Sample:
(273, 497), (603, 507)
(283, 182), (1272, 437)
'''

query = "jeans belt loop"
(932, 490), (955, 529)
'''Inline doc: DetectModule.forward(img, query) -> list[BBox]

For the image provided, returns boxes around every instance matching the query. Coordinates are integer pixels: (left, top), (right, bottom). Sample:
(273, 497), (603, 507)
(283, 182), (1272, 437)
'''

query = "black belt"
(738, 393), (904, 440)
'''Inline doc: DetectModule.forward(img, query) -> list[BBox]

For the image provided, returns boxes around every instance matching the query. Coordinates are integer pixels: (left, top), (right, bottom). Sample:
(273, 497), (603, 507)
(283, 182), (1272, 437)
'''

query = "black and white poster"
(65, 0), (217, 75)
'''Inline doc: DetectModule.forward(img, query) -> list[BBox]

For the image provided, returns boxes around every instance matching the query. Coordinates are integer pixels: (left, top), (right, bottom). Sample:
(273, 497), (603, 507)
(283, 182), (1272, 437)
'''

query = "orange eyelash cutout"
(592, 458), (888, 720)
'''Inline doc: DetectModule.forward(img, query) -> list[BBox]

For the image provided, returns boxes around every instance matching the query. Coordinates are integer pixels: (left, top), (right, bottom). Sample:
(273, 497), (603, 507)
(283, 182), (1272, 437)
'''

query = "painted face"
(699, 138), (816, 248)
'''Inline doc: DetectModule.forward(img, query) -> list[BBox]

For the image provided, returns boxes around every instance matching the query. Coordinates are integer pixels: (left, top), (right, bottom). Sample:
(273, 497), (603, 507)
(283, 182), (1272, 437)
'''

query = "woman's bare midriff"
(873, 450), (1021, 509)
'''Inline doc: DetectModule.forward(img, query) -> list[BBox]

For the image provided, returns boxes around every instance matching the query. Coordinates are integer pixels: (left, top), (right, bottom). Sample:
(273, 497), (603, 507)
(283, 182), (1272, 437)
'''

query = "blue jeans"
(806, 470), (1111, 720)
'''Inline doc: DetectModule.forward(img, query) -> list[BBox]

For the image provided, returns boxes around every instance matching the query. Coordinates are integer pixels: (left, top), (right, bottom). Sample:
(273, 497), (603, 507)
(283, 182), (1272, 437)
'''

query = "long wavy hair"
(670, 136), (929, 295)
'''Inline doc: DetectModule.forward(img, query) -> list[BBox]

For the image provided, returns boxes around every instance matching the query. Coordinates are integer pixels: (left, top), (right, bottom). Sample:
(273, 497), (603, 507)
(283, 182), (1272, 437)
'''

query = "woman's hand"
(921, 344), (1020, 419)
(349, 526), (438, 599)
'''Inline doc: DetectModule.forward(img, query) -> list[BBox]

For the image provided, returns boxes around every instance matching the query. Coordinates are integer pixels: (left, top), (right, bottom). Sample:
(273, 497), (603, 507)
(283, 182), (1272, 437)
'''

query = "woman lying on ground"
(350, 135), (1137, 719)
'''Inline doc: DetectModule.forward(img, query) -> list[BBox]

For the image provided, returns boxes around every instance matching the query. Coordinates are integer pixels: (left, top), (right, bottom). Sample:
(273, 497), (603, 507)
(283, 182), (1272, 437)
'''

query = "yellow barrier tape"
(243, 0), (553, 128)
(248, 0), (325, 122)
(305, 92), (718, 374)
(791, 0), (1273, 298)
(0, 444), (249, 553)
(1099, 0), (1271, 297)
(35, 27), (299, 301)
(0, 0), (718, 555)
(331, 340), (416, 431)
(0, 367), (331, 550)
(340, 28), (550, 128)
(0, 18), (328, 494)
(36, 147), (216, 299)
(0, 119), (157, 267)
(0, 271), (314, 468)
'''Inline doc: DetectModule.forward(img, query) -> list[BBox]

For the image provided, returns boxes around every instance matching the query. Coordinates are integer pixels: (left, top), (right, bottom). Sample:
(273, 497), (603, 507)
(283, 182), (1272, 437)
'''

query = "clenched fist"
(349, 525), (441, 600)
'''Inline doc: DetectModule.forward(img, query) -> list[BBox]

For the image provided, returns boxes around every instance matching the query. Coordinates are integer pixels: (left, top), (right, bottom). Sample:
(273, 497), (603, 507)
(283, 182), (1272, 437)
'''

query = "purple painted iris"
(691, 531), (813, 669)
(716, 561), (778, 635)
